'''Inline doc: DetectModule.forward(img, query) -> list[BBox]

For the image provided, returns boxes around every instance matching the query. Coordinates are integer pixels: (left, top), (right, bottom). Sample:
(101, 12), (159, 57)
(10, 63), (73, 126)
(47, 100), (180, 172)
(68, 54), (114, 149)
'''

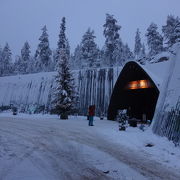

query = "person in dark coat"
(88, 105), (95, 126)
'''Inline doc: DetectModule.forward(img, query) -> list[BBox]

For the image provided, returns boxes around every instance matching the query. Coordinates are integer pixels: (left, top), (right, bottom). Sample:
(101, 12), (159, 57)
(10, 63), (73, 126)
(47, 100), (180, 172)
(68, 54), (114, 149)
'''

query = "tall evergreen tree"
(65, 39), (70, 60)
(146, 23), (163, 56)
(53, 17), (76, 119)
(26, 57), (35, 73)
(123, 44), (134, 62)
(134, 28), (142, 59)
(1, 43), (13, 76)
(13, 55), (21, 74)
(174, 20), (180, 43)
(162, 15), (180, 47)
(80, 28), (99, 68)
(112, 38), (124, 66)
(103, 14), (121, 66)
(55, 17), (70, 69)
(71, 44), (82, 69)
(16, 41), (31, 74)
(35, 25), (52, 72)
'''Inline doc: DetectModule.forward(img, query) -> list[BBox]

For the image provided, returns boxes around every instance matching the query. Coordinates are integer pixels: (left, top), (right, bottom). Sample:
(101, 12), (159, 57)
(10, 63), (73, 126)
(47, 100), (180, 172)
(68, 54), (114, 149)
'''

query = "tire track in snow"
(1, 117), (180, 179)
(0, 119), (110, 180)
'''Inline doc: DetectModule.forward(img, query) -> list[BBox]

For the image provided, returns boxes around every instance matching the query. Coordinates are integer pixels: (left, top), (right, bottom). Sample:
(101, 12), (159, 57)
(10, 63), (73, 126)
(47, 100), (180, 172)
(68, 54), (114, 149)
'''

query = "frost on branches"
(80, 28), (99, 68)
(162, 15), (180, 48)
(0, 43), (13, 76)
(146, 23), (163, 57)
(134, 28), (142, 59)
(34, 25), (52, 72)
(14, 41), (31, 74)
(103, 14), (121, 66)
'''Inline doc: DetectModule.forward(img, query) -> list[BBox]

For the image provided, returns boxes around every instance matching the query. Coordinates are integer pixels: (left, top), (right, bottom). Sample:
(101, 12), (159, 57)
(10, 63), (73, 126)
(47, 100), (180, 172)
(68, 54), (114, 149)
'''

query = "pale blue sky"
(0, 0), (180, 57)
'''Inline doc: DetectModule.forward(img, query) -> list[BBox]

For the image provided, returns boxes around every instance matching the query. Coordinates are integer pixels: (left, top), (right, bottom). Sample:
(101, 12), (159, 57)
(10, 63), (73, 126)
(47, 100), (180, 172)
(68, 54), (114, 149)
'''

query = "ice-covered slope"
(152, 43), (180, 144)
(0, 67), (122, 115)
(0, 72), (56, 112)
(0, 57), (171, 116)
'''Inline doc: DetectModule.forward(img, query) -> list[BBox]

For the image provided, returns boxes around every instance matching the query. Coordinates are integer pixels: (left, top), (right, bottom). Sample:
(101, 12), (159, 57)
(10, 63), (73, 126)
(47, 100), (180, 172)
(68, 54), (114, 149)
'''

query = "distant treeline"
(0, 14), (180, 77)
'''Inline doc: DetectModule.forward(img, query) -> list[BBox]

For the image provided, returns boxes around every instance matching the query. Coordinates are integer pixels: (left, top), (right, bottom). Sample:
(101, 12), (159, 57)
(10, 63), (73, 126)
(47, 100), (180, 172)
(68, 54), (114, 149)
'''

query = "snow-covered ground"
(0, 113), (180, 180)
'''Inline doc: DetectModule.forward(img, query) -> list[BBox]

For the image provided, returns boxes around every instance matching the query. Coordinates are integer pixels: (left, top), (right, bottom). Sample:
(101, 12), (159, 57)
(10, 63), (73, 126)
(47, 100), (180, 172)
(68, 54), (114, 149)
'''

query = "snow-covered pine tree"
(162, 15), (180, 47)
(34, 25), (52, 72)
(26, 56), (35, 74)
(16, 41), (31, 74)
(21, 41), (31, 73)
(79, 28), (99, 68)
(174, 20), (180, 43)
(146, 23), (163, 57)
(103, 14), (121, 66)
(1, 43), (13, 76)
(65, 39), (70, 60)
(53, 17), (76, 119)
(112, 38), (124, 66)
(134, 28), (142, 59)
(13, 55), (21, 74)
(123, 43), (134, 63)
(95, 48), (102, 67)
(71, 44), (82, 69)
(54, 18), (70, 70)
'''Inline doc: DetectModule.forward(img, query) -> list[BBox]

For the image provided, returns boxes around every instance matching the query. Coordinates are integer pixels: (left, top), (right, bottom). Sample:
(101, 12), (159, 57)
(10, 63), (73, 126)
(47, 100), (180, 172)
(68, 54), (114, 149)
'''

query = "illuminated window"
(125, 80), (152, 90)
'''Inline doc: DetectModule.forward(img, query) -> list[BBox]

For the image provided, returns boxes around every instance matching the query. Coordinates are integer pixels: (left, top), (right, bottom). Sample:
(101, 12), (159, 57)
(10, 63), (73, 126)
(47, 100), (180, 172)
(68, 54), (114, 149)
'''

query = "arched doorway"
(107, 61), (159, 121)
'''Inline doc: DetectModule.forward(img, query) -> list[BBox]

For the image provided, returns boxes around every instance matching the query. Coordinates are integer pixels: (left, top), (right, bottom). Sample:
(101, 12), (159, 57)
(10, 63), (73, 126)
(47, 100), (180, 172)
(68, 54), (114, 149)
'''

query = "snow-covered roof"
(141, 61), (171, 89)
(125, 58), (171, 90)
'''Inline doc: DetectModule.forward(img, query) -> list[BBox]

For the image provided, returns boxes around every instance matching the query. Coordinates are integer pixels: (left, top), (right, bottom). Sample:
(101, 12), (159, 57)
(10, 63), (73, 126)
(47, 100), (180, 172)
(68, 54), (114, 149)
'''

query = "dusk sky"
(0, 0), (180, 57)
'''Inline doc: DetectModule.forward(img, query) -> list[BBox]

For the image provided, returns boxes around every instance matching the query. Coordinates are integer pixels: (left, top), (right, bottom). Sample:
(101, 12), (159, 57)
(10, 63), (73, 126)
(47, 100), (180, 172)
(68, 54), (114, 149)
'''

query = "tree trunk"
(60, 113), (68, 119)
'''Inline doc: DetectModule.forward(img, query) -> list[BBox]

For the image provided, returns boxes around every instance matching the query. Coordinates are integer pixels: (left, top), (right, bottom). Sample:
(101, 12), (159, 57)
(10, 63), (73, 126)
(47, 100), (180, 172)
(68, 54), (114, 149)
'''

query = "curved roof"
(125, 60), (171, 91)
(107, 61), (160, 120)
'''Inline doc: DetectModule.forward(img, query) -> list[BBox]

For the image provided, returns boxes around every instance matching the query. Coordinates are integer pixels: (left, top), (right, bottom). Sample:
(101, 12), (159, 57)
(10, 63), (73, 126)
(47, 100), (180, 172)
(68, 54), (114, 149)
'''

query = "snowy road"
(0, 115), (180, 180)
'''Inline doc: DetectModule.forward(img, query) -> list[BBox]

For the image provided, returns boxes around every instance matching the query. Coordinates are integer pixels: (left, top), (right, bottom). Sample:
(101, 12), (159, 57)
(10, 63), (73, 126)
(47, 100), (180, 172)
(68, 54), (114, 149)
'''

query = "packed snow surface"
(0, 113), (180, 180)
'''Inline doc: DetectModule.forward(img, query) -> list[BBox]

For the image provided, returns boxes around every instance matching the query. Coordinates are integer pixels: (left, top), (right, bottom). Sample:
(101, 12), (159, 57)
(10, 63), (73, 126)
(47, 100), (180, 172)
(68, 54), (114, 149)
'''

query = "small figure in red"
(88, 105), (95, 126)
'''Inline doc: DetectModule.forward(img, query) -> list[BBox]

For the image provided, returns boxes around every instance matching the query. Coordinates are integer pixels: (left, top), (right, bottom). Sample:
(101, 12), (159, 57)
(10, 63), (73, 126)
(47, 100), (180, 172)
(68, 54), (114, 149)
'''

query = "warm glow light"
(125, 80), (152, 90)
(129, 81), (138, 89)
(139, 80), (147, 88)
